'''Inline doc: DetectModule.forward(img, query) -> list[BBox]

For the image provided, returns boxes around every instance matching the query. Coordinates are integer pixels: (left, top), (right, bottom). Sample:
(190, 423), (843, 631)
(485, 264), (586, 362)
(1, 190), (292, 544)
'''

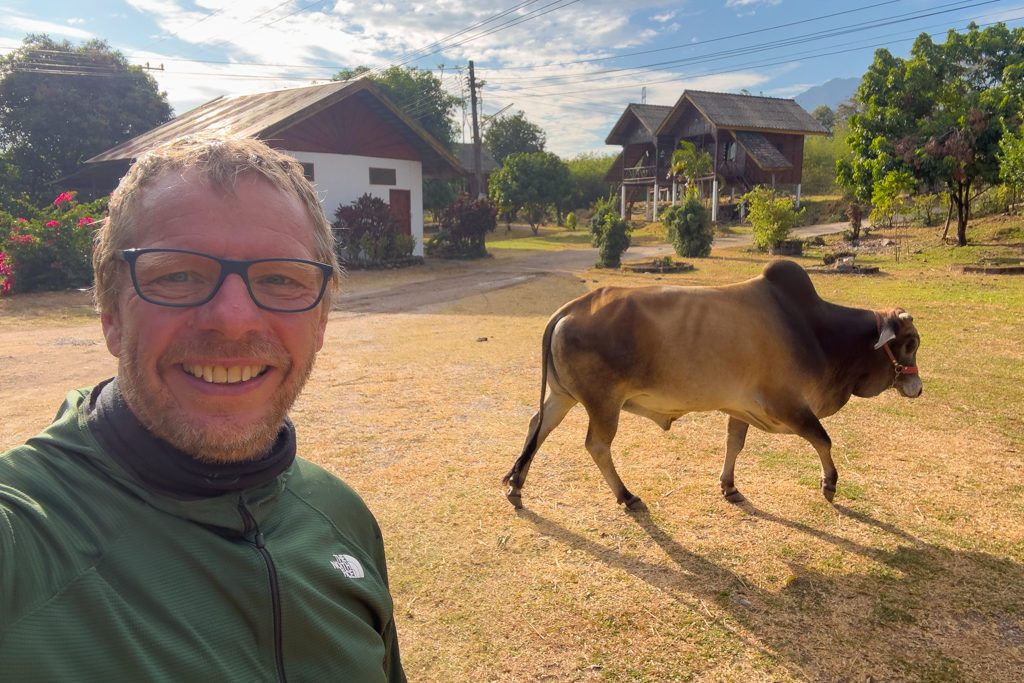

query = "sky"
(2, 0), (1023, 156)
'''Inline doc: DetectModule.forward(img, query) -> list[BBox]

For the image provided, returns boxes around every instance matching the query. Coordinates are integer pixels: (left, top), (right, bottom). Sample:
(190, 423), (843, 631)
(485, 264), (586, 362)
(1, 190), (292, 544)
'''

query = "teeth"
(185, 363), (268, 384)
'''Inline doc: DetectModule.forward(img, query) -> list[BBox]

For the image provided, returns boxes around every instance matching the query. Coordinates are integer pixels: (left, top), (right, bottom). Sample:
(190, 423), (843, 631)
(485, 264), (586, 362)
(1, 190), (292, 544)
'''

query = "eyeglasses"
(116, 248), (333, 313)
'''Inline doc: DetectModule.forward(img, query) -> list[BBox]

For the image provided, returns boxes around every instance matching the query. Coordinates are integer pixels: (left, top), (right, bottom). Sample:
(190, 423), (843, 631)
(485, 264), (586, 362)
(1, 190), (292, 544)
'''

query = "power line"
(483, 0), (997, 90)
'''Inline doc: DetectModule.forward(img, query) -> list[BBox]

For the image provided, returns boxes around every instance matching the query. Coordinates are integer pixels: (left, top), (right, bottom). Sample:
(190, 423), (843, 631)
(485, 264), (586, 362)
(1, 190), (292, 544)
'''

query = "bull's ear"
(875, 322), (897, 349)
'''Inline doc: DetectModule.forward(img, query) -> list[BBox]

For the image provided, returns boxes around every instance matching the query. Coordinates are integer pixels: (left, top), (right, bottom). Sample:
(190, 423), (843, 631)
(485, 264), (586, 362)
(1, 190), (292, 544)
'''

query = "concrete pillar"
(653, 180), (659, 220)
(672, 180), (677, 205)
(645, 189), (650, 221)
(740, 199), (746, 222)
(711, 177), (719, 222)
(795, 183), (802, 209)
(621, 184), (626, 217)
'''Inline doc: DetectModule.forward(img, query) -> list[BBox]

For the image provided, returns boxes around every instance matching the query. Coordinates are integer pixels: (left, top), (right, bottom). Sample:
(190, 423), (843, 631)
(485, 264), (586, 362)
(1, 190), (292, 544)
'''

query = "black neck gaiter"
(86, 378), (296, 500)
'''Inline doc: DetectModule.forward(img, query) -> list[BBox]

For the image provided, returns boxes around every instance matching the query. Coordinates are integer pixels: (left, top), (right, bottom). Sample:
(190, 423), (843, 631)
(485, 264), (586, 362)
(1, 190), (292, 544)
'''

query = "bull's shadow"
(518, 504), (1024, 681)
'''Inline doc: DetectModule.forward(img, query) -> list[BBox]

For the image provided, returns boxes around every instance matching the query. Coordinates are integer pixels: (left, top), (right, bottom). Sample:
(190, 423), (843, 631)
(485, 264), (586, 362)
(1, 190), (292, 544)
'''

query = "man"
(0, 135), (406, 682)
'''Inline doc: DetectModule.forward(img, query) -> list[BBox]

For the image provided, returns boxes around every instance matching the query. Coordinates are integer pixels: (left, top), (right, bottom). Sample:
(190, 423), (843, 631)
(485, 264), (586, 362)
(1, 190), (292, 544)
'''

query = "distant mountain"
(795, 77), (861, 112)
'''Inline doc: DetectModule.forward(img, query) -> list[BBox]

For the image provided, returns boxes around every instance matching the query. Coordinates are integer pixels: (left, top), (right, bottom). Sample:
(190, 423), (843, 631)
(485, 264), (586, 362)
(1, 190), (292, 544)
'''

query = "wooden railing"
(622, 165), (657, 183)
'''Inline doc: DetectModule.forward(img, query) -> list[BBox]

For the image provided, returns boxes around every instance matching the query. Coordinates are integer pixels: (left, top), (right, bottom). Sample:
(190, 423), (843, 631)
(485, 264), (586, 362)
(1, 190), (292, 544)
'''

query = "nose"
(194, 272), (266, 339)
(899, 375), (923, 398)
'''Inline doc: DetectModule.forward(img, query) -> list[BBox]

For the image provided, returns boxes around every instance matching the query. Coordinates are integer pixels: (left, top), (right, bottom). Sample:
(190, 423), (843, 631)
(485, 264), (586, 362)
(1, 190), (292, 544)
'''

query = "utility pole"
(469, 60), (484, 199)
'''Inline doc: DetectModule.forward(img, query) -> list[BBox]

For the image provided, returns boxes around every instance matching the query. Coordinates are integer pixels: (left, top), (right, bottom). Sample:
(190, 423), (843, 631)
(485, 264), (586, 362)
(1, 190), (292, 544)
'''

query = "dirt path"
(332, 222), (847, 315)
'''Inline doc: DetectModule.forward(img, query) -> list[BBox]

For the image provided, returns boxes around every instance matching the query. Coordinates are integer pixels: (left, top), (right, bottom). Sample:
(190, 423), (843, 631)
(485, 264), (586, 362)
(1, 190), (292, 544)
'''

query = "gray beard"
(118, 332), (316, 464)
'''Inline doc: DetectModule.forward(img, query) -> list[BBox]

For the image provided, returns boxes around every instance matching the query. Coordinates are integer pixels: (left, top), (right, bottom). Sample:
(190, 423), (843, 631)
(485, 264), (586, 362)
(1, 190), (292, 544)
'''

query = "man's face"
(101, 172), (329, 463)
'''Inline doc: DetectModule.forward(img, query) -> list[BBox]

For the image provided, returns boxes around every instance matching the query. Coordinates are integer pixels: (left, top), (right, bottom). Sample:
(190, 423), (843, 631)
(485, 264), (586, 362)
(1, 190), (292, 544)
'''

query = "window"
(300, 163), (314, 181)
(776, 142), (784, 153)
(369, 167), (397, 185)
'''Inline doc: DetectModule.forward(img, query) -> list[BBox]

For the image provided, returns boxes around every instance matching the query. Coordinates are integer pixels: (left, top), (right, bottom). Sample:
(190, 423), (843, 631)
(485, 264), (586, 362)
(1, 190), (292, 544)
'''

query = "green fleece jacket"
(0, 388), (405, 683)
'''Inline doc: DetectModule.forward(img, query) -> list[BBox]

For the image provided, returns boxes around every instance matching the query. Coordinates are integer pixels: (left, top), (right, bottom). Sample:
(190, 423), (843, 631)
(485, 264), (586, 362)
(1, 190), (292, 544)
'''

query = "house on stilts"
(604, 90), (828, 221)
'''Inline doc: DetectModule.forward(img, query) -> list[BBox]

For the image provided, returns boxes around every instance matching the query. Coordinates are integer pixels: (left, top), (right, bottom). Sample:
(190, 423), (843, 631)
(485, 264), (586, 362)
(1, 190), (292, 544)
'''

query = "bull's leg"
(503, 392), (577, 509)
(783, 407), (837, 503)
(584, 406), (646, 511)
(721, 417), (749, 503)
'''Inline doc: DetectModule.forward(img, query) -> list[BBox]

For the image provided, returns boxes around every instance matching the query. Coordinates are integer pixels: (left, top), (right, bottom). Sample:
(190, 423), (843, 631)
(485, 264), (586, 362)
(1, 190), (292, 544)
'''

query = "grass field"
(2, 216), (1023, 681)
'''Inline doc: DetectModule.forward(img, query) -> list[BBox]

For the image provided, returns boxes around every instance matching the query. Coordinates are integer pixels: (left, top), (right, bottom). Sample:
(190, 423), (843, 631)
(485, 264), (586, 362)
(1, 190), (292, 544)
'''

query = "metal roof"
(455, 143), (500, 173)
(83, 78), (464, 177)
(732, 131), (792, 171)
(658, 90), (828, 136)
(605, 104), (673, 145)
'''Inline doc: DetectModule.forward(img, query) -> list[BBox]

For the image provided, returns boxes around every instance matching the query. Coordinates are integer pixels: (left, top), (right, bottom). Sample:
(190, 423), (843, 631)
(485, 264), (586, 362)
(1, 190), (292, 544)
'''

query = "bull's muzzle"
(897, 374), (922, 398)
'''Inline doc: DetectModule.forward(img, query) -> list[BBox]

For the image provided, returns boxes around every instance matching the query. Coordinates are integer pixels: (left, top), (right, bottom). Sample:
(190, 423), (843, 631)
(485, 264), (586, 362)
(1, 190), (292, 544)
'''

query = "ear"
(874, 319), (897, 349)
(101, 310), (123, 358)
(315, 306), (329, 352)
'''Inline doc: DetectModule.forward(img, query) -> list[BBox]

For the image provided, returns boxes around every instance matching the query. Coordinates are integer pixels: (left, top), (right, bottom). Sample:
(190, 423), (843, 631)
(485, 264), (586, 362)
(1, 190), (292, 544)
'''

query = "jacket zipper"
(238, 501), (287, 683)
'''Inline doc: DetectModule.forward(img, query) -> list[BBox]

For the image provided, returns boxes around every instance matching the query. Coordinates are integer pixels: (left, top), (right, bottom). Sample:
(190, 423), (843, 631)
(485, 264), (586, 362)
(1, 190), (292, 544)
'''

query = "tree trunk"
(957, 180), (970, 247)
(939, 198), (953, 242)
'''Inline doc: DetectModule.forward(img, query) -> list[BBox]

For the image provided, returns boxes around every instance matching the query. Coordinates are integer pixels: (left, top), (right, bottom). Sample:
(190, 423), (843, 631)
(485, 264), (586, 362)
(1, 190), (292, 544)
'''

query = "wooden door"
(389, 189), (412, 236)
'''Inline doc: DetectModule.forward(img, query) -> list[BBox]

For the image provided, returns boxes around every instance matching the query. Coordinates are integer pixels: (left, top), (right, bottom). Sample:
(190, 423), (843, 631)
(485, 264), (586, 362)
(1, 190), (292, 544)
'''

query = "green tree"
(811, 105), (835, 137)
(487, 151), (570, 235)
(483, 110), (545, 164)
(999, 127), (1024, 205)
(0, 35), (173, 210)
(837, 23), (1021, 246)
(870, 170), (917, 229)
(422, 177), (457, 221)
(594, 212), (632, 268)
(565, 152), (616, 211)
(333, 65), (460, 150)
(802, 120), (853, 194)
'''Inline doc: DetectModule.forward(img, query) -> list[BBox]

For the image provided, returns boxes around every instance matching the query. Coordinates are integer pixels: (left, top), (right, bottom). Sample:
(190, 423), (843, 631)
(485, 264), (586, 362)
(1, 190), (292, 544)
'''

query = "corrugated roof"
(83, 78), (463, 177)
(455, 143), (500, 173)
(658, 91), (828, 136)
(733, 131), (792, 171)
(605, 103), (672, 145)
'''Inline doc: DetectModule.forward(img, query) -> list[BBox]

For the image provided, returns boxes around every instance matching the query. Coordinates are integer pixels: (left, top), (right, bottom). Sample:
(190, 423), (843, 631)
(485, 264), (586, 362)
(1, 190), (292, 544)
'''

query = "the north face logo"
(330, 554), (365, 578)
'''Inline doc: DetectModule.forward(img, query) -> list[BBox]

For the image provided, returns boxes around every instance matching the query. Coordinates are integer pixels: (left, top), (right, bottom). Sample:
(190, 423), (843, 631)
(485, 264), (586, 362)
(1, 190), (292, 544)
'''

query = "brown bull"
(503, 260), (922, 510)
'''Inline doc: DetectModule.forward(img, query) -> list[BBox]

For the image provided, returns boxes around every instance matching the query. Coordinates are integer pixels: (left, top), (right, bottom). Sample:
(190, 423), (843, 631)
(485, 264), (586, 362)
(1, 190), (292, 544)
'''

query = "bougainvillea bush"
(426, 194), (498, 258)
(332, 193), (414, 264)
(0, 191), (107, 295)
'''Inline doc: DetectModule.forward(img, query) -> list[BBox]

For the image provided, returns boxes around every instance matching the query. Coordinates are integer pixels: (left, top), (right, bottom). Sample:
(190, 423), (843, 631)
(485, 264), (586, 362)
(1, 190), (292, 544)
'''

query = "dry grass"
(3, 220), (1023, 681)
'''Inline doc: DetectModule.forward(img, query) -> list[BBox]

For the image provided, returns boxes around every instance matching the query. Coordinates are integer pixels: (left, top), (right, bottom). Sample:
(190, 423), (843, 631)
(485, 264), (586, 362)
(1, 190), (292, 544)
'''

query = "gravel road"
(332, 222), (846, 315)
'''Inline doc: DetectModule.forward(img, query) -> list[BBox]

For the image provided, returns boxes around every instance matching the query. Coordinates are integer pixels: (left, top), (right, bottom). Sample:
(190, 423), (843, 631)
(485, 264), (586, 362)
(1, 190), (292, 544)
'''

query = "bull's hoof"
(723, 489), (746, 504)
(820, 479), (836, 503)
(506, 491), (523, 509)
(625, 495), (647, 511)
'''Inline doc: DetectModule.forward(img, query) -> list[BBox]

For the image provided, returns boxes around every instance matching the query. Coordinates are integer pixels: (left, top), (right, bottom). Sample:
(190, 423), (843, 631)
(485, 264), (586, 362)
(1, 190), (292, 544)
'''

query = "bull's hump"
(761, 259), (823, 308)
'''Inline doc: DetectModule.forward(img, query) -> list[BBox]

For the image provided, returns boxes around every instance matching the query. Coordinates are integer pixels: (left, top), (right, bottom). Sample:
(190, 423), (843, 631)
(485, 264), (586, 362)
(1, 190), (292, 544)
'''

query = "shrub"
(565, 212), (578, 231)
(744, 186), (804, 250)
(589, 198), (617, 248)
(869, 170), (916, 229)
(332, 194), (412, 263)
(426, 193), (498, 258)
(911, 194), (942, 226)
(594, 211), (632, 268)
(0, 191), (106, 295)
(661, 192), (713, 258)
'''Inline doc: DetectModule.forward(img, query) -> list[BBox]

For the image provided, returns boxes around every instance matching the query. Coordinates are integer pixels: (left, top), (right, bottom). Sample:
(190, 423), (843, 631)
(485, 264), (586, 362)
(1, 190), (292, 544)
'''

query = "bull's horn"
(875, 323), (897, 349)
(898, 312), (914, 322)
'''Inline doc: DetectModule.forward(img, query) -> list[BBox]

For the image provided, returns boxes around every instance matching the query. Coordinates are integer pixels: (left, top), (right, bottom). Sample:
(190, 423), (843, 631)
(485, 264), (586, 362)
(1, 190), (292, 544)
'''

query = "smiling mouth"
(182, 363), (269, 384)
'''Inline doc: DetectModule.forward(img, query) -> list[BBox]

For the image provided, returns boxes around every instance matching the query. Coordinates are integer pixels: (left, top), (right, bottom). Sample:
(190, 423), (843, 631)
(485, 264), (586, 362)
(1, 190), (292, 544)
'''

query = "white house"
(72, 79), (465, 257)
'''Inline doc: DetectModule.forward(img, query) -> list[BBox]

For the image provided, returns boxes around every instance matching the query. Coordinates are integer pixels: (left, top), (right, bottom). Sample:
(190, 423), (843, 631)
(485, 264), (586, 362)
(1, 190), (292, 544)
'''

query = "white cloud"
(67, 18), (85, 25)
(6, 16), (93, 39)
(651, 11), (675, 22)
(725, 0), (780, 6)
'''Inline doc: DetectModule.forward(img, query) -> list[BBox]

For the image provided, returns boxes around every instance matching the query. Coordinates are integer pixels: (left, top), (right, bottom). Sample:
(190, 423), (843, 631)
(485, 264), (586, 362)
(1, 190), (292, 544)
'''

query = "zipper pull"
(255, 532), (266, 549)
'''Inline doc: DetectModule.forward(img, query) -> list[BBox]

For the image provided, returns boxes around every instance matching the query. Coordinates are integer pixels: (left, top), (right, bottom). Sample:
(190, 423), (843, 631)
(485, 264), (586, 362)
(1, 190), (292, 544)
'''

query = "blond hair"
(93, 134), (340, 315)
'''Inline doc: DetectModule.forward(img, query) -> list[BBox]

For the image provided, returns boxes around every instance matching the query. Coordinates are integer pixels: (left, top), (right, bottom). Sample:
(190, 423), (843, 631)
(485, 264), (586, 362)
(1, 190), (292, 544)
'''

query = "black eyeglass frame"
(115, 248), (334, 313)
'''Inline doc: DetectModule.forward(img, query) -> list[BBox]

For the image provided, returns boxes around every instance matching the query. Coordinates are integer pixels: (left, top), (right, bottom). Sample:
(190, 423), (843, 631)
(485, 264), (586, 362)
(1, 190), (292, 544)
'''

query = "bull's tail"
(502, 308), (565, 489)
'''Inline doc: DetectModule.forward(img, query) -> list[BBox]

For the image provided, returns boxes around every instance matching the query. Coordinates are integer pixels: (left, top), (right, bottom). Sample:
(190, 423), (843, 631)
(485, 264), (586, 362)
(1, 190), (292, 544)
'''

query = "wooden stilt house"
(605, 91), (828, 221)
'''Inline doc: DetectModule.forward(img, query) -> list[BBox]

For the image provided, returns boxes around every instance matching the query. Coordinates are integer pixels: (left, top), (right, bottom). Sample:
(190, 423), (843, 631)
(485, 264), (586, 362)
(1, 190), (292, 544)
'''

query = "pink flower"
(54, 192), (73, 207)
(15, 218), (27, 223)
(78, 217), (93, 226)
(46, 220), (60, 227)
